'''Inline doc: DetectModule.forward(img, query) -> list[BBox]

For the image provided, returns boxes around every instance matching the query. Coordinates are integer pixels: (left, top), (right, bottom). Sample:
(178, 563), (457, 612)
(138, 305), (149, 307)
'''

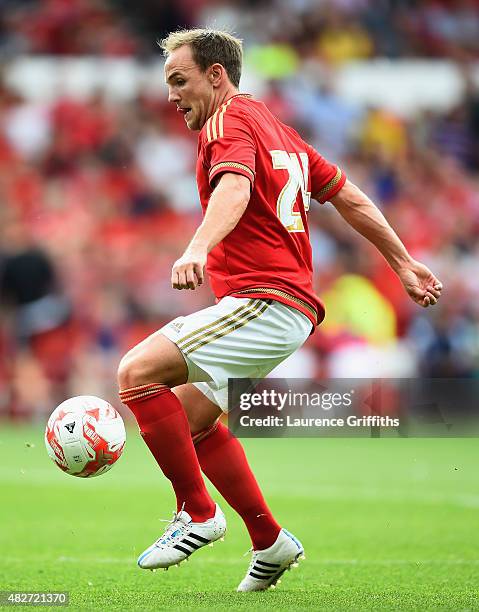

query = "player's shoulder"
(201, 94), (259, 144)
(228, 94), (274, 124)
(235, 95), (309, 148)
(200, 94), (309, 150)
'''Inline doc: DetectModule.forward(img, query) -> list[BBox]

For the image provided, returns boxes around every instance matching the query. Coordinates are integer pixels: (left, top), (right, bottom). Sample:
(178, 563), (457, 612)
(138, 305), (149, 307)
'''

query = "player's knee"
(188, 412), (205, 436)
(117, 351), (155, 390)
(117, 347), (185, 390)
(187, 408), (221, 437)
(118, 335), (188, 390)
(117, 353), (137, 390)
(191, 420), (219, 444)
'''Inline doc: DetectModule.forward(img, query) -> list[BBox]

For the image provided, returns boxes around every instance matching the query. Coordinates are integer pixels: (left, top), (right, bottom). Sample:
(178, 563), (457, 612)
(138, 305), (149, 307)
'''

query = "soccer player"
(118, 29), (443, 591)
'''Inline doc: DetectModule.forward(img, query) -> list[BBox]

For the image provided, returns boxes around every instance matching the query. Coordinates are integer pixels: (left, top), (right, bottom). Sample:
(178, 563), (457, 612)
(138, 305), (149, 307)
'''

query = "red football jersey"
(196, 94), (346, 326)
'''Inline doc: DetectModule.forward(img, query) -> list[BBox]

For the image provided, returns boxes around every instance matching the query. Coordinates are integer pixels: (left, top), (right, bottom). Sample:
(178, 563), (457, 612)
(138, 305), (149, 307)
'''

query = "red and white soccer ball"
(45, 396), (126, 478)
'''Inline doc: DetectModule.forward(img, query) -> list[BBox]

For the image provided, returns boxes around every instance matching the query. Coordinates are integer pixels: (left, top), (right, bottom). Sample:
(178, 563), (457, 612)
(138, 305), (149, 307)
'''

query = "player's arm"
(330, 179), (443, 308)
(171, 172), (250, 290)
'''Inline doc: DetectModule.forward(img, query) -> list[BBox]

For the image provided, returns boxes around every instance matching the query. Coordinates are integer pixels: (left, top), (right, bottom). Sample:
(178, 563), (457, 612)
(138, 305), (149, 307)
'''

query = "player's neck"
(213, 86), (239, 114)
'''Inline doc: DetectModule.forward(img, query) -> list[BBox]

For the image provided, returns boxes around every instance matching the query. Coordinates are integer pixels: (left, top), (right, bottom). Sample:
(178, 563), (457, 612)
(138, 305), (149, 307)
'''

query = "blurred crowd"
(1, 0), (479, 419)
(1, 0), (479, 60)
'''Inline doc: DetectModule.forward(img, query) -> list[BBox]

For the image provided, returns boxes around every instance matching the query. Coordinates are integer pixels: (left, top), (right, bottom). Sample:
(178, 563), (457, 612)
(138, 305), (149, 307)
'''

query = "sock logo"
(64, 423), (75, 433)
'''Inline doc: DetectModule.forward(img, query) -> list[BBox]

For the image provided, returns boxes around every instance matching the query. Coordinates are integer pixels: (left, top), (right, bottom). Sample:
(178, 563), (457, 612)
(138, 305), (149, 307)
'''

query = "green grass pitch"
(1, 425), (478, 611)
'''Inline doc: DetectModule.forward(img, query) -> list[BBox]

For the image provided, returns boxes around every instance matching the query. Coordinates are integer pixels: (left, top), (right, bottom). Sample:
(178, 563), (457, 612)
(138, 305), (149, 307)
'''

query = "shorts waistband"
(233, 287), (318, 323)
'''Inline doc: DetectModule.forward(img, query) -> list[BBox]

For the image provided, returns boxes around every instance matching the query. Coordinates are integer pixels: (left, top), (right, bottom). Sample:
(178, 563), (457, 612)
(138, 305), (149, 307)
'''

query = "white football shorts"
(160, 296), (313, 412)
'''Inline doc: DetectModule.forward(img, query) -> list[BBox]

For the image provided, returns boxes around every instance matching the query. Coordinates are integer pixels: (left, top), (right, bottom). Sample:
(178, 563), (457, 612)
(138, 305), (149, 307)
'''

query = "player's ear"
(208, 64), (224, 87)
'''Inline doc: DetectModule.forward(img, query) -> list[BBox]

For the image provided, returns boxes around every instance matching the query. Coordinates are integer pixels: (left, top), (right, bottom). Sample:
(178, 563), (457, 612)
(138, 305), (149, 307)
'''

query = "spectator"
(1, 0), (479, 418)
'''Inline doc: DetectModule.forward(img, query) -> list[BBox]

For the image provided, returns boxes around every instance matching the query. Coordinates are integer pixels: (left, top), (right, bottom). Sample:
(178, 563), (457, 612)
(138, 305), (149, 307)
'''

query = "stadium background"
(1, 0), (479, 417)
(0, 1), (478, 609)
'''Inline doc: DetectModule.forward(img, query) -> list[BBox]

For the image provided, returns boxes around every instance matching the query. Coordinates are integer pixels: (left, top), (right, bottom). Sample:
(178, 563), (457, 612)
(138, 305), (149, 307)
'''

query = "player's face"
(165, 45), (215, 131)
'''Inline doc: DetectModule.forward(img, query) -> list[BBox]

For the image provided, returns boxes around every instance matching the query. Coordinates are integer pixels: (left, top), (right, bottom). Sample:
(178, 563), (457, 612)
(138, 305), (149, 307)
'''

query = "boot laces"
(154, 502), (189, 547)
(243, 546), (263, 575)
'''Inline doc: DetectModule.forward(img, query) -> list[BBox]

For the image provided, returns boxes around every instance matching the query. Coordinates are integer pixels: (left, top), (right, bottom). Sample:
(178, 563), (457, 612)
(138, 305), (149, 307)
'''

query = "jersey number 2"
(270, 150), (311, 233)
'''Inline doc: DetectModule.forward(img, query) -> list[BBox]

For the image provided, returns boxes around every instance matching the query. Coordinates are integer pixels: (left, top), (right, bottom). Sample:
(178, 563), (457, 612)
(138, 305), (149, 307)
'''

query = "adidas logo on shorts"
(170, 320), (184, 333)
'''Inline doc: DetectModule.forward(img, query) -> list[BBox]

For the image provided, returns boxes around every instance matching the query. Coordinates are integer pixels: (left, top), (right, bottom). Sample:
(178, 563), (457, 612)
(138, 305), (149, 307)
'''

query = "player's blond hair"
(160, 28), (243, 88)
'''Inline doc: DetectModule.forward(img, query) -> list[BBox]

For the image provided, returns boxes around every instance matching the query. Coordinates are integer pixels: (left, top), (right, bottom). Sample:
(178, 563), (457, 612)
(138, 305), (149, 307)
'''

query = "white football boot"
(137, 503), (226, 570)
(237, 528), (305, 592)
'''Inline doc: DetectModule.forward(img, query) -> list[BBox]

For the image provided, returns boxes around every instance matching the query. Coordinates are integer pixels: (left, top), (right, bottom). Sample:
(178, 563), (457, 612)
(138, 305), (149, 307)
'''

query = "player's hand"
(171, 248), (206, 290)
(397, 260), (443, 308)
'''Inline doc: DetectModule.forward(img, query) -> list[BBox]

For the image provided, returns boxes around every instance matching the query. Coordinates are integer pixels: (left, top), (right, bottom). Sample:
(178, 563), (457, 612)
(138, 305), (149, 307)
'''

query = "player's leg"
(177, 382), (304, 591)
(118, 332), (215, 520)
(117, 331), (226, 569)
(165, 297), (311, 590)
(173, 383), (223, 437)
(174, 383), (282, 550)
(137, 296), (309, 584)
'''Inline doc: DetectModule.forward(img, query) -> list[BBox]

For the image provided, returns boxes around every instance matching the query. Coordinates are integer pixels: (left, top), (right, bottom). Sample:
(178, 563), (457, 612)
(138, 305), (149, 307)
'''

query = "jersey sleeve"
(202, 106), (256, 189)
(307, 143), (346, 204)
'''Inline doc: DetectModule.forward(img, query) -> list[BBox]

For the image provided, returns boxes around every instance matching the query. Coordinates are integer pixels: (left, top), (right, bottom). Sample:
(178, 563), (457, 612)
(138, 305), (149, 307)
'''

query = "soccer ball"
(45, 396), (126, 478)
